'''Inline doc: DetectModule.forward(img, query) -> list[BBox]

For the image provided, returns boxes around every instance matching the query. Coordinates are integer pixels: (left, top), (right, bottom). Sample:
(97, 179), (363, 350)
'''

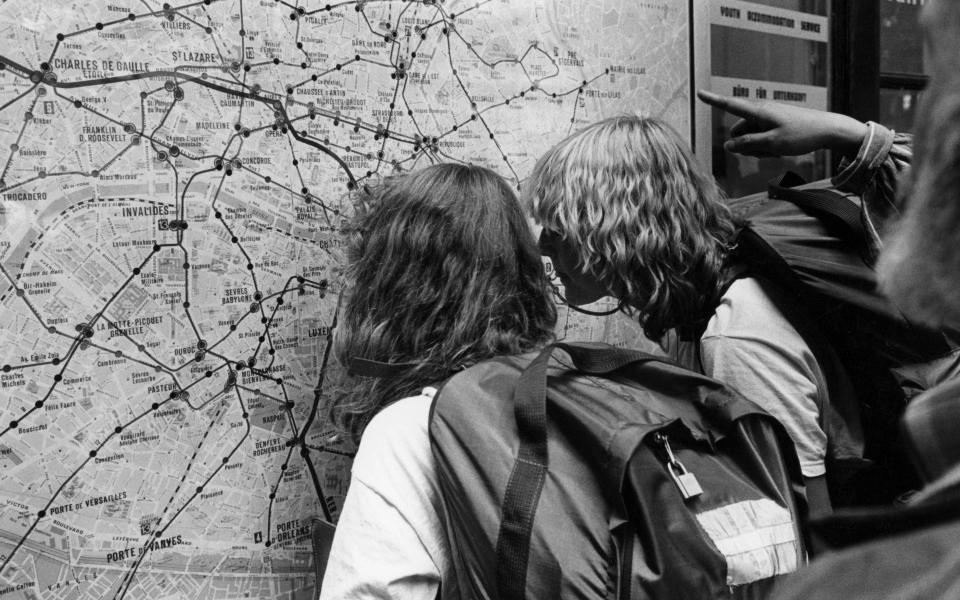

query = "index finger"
(696, 89), (763, 120)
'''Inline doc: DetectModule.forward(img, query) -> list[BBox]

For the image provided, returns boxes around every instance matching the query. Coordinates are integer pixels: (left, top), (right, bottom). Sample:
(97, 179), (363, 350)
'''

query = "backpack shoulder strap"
(768, 172), (866, 243)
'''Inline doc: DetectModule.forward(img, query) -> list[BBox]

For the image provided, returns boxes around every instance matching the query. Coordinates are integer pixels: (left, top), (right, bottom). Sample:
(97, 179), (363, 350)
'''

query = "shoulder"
(352, 390), (437, 500)
(707, 277), (792, 338)
(361, 390), (435, 445)
(702, 277), (822, 383)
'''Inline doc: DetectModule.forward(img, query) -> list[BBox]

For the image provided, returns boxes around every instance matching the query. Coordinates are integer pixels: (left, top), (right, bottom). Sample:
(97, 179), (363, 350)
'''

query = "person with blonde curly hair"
(526, 115), (833, 512)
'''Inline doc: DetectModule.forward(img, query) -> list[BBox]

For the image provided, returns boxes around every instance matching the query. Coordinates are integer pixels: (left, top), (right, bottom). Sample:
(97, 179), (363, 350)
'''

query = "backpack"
(429, 342), (808, 600)
(726, 173), (960, 505)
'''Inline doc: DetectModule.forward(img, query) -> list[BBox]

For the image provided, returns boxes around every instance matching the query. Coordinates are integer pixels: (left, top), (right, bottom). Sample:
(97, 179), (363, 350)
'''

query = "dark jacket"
(772, 379), (960, 599)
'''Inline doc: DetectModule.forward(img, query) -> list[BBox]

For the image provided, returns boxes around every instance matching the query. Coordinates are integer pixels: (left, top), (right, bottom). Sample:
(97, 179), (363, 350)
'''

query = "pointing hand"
(697, 89), (868, 158)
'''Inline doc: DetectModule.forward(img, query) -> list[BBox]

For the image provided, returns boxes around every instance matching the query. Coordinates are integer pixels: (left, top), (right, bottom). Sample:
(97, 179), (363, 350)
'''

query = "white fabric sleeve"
(700, 281), (828, 478)
(319, 393), (446, 600)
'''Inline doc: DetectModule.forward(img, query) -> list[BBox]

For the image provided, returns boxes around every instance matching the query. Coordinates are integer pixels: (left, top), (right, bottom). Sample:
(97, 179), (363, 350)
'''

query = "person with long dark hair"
(320, 163), (557, 598)
(525, 116), (833, 512)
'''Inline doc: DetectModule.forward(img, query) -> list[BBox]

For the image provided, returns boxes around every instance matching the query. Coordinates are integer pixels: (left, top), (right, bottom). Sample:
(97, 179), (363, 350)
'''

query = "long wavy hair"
(878, 0), (960, 328)
(524, 115), (737, 341)
(330, 163), (557, 442)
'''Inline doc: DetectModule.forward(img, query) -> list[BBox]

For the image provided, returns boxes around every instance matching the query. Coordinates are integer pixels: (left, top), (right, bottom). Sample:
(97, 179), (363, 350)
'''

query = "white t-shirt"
(669, 278), (828, 477)
(319, 389), (449, 600)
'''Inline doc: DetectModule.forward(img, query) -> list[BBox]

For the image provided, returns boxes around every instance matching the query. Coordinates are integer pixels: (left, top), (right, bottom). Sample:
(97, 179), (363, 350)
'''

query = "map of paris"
(0, 1), (690, 597)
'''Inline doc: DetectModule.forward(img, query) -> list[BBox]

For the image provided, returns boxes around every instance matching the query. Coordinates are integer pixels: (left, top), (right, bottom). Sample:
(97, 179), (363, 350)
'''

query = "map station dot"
(10, 420), (18, 428)
(38, 510), (46, 518)
(152, 402), (159, 410)
(115, 426), (123, 433)
(53, 374), (62, 382)
(89, 450), (97, 457)
(35, 401), (44, 408)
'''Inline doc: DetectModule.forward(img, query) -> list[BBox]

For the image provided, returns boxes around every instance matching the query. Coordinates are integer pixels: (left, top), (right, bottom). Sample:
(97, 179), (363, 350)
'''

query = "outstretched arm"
(698, 89), (914, 259)
(697, 90), (869, 158)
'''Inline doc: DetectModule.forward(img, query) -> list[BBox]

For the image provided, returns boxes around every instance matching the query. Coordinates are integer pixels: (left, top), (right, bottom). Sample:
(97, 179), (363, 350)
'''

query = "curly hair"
(524, 115), (737, 341)
(330, 163), (557, 442)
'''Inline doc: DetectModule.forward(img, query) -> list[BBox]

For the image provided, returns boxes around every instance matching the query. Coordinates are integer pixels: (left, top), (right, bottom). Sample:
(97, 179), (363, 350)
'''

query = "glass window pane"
(881, 0), (926, 75)
(708, 0), (830, 196)
(879, 88), (922, 134)
(712, 26), (828, 86)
